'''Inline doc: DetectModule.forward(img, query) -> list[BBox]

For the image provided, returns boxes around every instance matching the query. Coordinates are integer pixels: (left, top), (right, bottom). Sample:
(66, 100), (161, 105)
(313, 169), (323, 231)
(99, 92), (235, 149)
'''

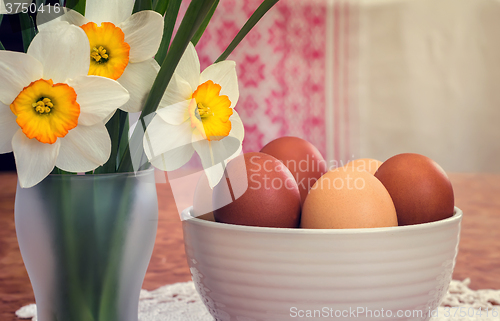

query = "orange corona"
(10, 79), (80, 144)
(190, 80), (232, 141)
(81, 22), (130, 80)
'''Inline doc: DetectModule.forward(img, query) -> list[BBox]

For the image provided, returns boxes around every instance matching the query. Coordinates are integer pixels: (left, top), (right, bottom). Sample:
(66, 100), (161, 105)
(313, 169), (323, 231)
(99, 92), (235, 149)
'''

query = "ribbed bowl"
(182, 207), (462, 321)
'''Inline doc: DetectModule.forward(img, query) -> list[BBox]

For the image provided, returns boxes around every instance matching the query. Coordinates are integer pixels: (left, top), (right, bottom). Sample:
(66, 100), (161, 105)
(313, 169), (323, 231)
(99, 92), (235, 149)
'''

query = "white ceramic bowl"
(182, 207), (462, 321)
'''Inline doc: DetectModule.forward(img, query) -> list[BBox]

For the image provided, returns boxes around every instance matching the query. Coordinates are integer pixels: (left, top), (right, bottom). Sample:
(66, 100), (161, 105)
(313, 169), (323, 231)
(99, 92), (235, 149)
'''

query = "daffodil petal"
(156, 99), (190, 126)
(118, 11), (164, 63)
(203, 163), (226, 189)
(175, 42), (200, 91)
(149, 145), (195, 172)
(228, 110), (245, 141)
(12, 129), (60, 188)
(200, 60), (239, 108)
(0, 51), (43, 105)
(220, 113), (244, 166)
(67, 75), (129, 126)
(55, 124), (111, 172)
(0, 102), (18, 153)
(226, 144), (243, 165)
(27, 22), (90, 83)
(117, 59), (159, 113)
(144, 117), (194, 171)
(192, 132), (241, 171)
(37, 6), (90, 31)
(85, 0), (134, 25)
(159, 73), (193, 109)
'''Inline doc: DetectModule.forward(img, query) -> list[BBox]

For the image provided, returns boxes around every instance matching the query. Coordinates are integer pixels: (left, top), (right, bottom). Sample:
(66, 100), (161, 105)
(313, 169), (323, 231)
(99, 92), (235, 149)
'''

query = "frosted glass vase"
(15, 170), (158, 321)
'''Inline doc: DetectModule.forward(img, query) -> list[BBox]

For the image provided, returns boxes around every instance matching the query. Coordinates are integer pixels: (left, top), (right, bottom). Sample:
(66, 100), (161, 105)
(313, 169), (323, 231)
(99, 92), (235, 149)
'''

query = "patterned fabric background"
(183, 0), (359, 166)
(188, 0), (500, 172)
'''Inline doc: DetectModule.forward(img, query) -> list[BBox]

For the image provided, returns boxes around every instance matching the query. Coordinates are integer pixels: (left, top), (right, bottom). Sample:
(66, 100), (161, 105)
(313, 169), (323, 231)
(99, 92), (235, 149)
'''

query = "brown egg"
(374, 153), (454, 226)
(342, 158), (383, 175)
(260, 136), (327, 205)
(198, 212), (215, 221)
(193, 160), (247, 217)
(213, 152), (301, 228)
(301, 168), (398, 229)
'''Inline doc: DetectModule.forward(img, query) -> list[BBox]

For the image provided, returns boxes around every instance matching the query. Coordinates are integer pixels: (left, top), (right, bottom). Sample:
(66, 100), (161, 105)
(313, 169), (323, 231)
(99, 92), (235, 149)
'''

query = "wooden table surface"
(1, 172), (499, 320)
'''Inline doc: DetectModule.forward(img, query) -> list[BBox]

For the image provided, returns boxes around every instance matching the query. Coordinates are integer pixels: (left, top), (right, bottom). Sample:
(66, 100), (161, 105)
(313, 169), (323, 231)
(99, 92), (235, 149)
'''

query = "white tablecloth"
(16, 279), (500, 321)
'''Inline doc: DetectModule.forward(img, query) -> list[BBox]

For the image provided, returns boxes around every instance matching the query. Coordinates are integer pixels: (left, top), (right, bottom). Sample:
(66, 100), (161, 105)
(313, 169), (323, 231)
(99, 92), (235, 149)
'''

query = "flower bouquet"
(0, 0), (278, 320)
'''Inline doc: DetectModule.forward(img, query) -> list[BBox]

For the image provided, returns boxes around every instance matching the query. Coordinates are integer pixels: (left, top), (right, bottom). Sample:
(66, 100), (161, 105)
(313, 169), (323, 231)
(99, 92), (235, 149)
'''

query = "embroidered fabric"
(16, 279), (500, 321)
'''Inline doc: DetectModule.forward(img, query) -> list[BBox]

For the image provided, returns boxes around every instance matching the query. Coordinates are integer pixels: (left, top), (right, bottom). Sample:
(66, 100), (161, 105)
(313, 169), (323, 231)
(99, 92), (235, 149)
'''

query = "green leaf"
(154, 0), (169, 15)
(118, 0), (218, 173)
(95, 110), (130, 174)
(146, 0), (217, 115)
(117, 114), (130, 165)
(191, 0), (218, 46)
(19, 14), (37, 53)
(66, 0), (85, 15)
(216, 0), (279, 63)
(95, 112), (119, 174)
(133, 0), (153, 13)
(0, 15), (3, 50)
(154, 0), (181, 65)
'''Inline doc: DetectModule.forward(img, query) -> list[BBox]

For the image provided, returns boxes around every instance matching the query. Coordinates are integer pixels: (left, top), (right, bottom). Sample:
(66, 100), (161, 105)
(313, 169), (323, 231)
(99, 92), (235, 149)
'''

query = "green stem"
(117, 112), (130, 168)
(0, 15), (3, 51)
(97, 179), (134, 321)
(153, 0), (169, 15)
(191, 0), (219, 46)
(133, 0), (153, 13)
(65, 0), (86, 15)
(19, 13), (37, 53)
(118, 0), (217, 173)
(154, 0), (181, 65)
(58, 177), (95, 321)
(95, 111), (122, 174)
(216, 0), (279, 63)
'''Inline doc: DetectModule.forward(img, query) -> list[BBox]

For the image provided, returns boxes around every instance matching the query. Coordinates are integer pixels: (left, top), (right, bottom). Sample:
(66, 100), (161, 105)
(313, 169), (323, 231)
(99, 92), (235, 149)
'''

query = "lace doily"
(16, 279), (500, 321)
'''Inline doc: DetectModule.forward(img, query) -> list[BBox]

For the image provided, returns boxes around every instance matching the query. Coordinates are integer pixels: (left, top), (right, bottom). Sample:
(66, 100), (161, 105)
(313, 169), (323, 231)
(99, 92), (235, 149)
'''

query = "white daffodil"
(143, 42), (244, 188)
(38, 0), (163, 113)
(0, 23), (129, 188)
